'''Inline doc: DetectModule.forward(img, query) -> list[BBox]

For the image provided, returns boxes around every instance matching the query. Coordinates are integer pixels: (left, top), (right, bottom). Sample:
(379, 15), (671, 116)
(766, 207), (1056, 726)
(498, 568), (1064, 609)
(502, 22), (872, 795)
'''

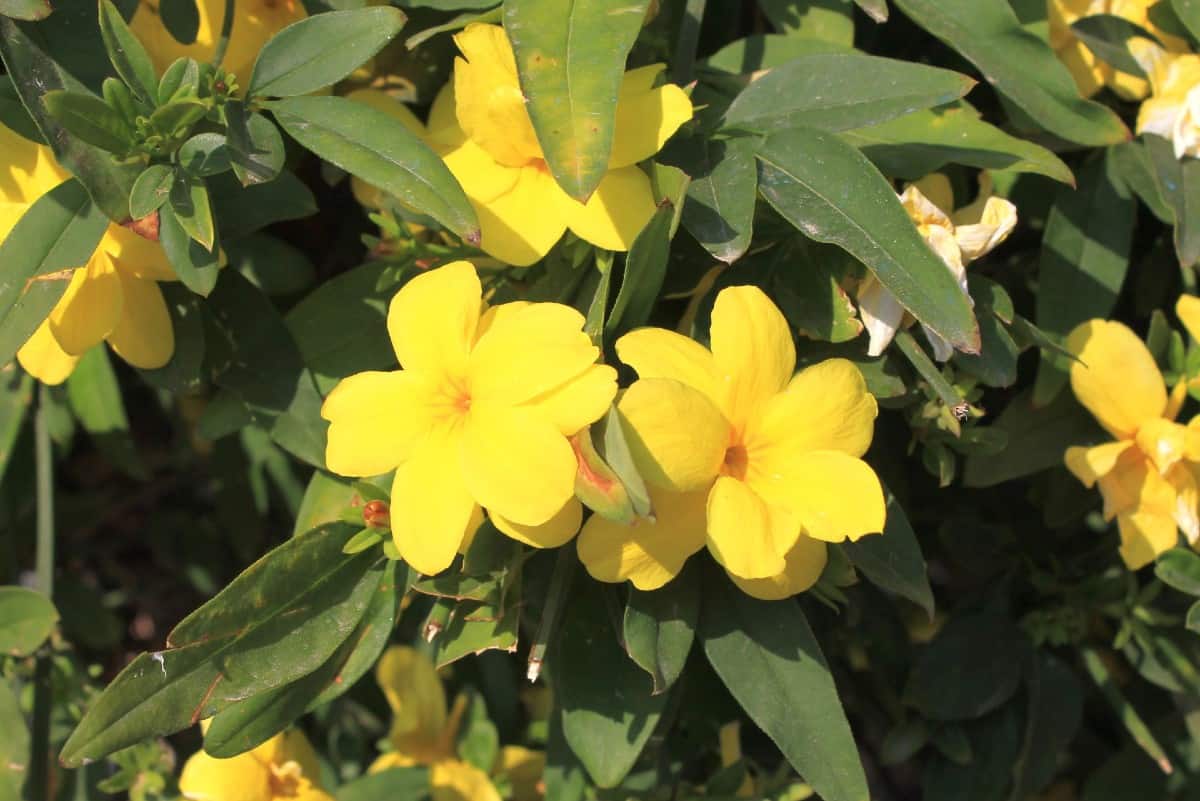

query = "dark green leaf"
(160, 0), (199, 45)
(554, 580), (669, 788)
(0, 74), (44, 143)
(756, 126), (980, 354)
(841, 102), (1073, 184)
(606, 201), (674, 341)
(704, 33), (850, 73)
(770, 243), (862, 343)
(247, 7), (407, 98)
(225, 102), (285, 186)
(0, 370), (31, 488)
(159, 203), (219, 296)
(1147, 133), (1200, 268)
(66, 347), (146, 480)
(758, 0), (853, 43)
(0, 0), (49, 21)
(1155, 548), (1200, 595)
(157, 57), (199, 104)
(1171, 0), (1200, 40)
(1187, 600), (1200, 633)
(1011, 653), (1083, 799)
(843, 489), (934, 618)
(1110, 139), (1172, 223)
(701, 572), (867, 801)
(43, 90), (133, 153)
(881, 719), (929, 766)
(210, 170), (317, 239)
(98, 0), (158, 102)
(503, 0), (651, 201)
(623, 561), (699, 694)
(60, 525), (381, 766)
(178, 132), (232, 177)
(955, 276), (1020, 388)
(0, 680), (28, 801)
(336, 767), (430, 801)
(666, 135), (757, 264)
(923, 707), (1022, 801)
(430, 593), (520, 668)
(129, 164), (175, 219)
(271, 95), (478, 243)
(1033, 151), (1134, 406)
(0, 586), (58, 656)
(724, 53), (974, 134)
(228, 233), (315, 296)
(1071, 14), (1160, 77)
(136, 283), (206, 392)
(891, 0), (1129, 146)
(148, 97), (207, 137)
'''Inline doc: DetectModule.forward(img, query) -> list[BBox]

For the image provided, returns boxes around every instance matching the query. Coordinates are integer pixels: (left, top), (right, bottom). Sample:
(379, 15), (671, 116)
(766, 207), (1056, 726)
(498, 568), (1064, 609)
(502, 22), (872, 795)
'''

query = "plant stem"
(29, 384), (55, 801)
(212, 0), (235, 68)
(526, 547), (576, 683)
(672, 0), (706, 85)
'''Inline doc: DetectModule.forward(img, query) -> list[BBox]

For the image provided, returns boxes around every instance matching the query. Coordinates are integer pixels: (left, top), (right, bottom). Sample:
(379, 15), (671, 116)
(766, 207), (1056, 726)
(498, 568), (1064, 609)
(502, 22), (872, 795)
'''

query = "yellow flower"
(1048, 0), (1186, 100)
(426, 24), (692, 266)
(320, 261), (617, 575)
(576, 284), (886, 600)
(178, 729), (333, 801)
(130, 0), (307, 83)
(1, 125), (177, 385)
(1136, 45), (1200, 158)
(371, 646), (545, 801)
(1063, 310), (1200, 569)
(857, 173), (1016, 360)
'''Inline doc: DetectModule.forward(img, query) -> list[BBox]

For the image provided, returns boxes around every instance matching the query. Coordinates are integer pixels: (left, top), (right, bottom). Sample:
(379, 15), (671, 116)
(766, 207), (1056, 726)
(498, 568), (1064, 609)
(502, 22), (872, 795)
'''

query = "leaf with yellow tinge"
(504, 0), (651, 201)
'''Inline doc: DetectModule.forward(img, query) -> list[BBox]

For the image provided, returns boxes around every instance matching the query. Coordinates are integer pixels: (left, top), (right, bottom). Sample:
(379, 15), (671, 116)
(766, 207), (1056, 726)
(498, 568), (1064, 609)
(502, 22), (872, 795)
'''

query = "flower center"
(268, 762), (308, 799)
(722, 444), (749, 481)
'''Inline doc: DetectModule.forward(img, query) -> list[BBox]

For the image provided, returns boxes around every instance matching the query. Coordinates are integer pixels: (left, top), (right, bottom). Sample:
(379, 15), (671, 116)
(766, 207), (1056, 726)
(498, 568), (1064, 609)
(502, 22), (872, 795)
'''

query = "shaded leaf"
(623, 560), (699, 694)
(0, 586), (58, 656)
(98, 0), (157, 102)
(606, 201), (675, 341)
(843, 489), (934, 618)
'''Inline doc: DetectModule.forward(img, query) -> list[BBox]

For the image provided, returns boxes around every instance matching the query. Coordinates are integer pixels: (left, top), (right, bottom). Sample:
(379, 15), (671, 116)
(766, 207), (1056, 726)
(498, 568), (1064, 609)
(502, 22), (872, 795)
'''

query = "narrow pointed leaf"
(756, 126), (979, 353)
(98, 0), (158, 102)
(843, 490), (934, 618)
(1172, 0), (1200, 40)
(0, 0), (50, 21)
(43, 90), (133, 154)
(504, 0), (652, 201)
(667, 135), (757, 263)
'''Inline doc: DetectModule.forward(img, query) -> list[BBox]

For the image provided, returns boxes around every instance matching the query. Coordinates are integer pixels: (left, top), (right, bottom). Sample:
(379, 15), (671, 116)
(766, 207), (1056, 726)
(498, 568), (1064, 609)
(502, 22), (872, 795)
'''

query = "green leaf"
(225, 101), (285, 186)
(178, 133), (232, 177)
(247, 7), (407, 98)
(891, 0), (1129, 146)
(623, 561), (699, 695)
(60, 524), (382, 766)
(160, 0), (199, 45)
(336, 767), (431, 801)
(0, 680), (28, 801)
(1187, 600), (1200, 634)
(1032, 151), (1134, 406)
(704, 33), (850, 73)
(66, 347), (146, 480)
(759, 0), (853, 44)
(1070, 14), (1160, 77)
(503, 0), (651, 201)
(605, 201), (674, 341)
(148, 97), (208, 137)
(923, 707), (1022, 801)
(554, 580), (669, 788)
(157, 56), (199, 104)
(98, 0), (158, 102)
(1172, 0), (1200, 40)
(1146, 133), (1200, 268)
(203, 561), (402, 756)
(955, 276), (1020, 389)
(667, 135), (757, 264)
(43, 90), (133, 153)
(1155, 548), (1200, 595)
(210, 170), (317, 240)
(137, 284), (206, 393)
(1110, 139), (1172, 223)
(843, 489), (934, 618)
(169, 173), (215, 249)
(1011, 653), (1084, 799)
(756, 126), (980, 354)
(159, 203), (220, 296)
(430, 593), (520, 668)
(724, 53), (974, 134)
(271, 95), (479, 244)
(0, 0), (49, 21)
(0, 370), (30, 488)
(0, 16), (143, 220)
(0, 74), (44, 143)
(905, 607), (1028, 721)
(0, 586), (58, 656)
(770, 241), (862, 343)
(841, 102), (1073, 184)
(129, 164), (175, 220)
(228, 233), (315, 296)
(701, 571), (867, 801)
(0, 179), (107, 367)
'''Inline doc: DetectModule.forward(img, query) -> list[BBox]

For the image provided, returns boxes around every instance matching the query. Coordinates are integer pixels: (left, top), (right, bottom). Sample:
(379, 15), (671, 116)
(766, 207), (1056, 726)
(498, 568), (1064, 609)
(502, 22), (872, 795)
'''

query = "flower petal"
(610, 65), (693, 169)
(491, 497), (582, 548)
(706, 476), (797, 579)
(710, 284), (796, 430)
(1169, 462), (1200, 546)
(522, 363), (618, 436)
(856, 275), (906, 358)
(1136, 418), (1190, 475)
(577, 486), (708, 590)
(745, 358), (877, 460)
(387, 261), (481, 376)
(461, 403), (576, 526)
(616, 378), (729, 492)
(17, 320), (80, 385)
(473, 166), (569, 266)
(49, 253), (124, 356)
(427, 84), (467, 149)
(374, 646), (449, 763)
(452, 24), (541, 167)
(391, 424), (478, 576)
(178, 751), (270, 801)
(1067, 320), (1167, 439)
(322, 371), (435, 476)
(562, 165), (657, 252)
(728, 535), (828, 601)
(1117, 508), (1179, 570)
(1064, 440), (1135, 488)
(751, 450), (886, 543)
(442, 138), (523, 205)
(495, 746), (546, 801)
(954, 197), (1018, 263)
(0, 124), (69, 202)
(468, 302), (598, 406)
(105, 272), (174, 369)
(103, 224), (176, 281)
(615, 326), (720, 403)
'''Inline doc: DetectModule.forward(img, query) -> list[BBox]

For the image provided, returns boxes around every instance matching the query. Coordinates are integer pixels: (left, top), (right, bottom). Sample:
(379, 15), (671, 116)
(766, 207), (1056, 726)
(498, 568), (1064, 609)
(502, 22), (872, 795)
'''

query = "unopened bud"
(362, 499), (390, 529)
(571, 428), (636, 524)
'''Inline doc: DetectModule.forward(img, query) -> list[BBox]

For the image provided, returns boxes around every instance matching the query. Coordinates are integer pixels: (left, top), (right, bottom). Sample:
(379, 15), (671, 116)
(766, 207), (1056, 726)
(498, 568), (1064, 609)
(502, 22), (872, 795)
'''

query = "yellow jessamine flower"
(1, 125), (177, 385)
(425, 24), (693, 266)
(576, 284), (886, 600)
(858, 173), (1016, 360)
(320, 261), (617, 576)
(1136, 44), (1200, 158)
(1063, 305), (1200, 569)
(1048, 0), (1186, 99)
(130, 0), (307, 83)
(372, 646), (545, 801)
(178, 729), (333, 801)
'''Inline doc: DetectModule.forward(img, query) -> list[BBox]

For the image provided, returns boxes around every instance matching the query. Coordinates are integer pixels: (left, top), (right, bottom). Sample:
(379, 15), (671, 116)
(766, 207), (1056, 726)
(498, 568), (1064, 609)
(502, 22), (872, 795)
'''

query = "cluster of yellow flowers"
(321, 261), (887, 600)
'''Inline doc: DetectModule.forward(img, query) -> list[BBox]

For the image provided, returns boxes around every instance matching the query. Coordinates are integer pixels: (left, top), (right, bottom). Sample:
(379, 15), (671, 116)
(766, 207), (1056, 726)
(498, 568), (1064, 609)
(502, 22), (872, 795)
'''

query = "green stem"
(212, 0), (235, 68)
(29, 385), (55, 801)
(894, 329), (967, 432)
(526, 547), (576, 683)
(672, 0), (706, 84)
